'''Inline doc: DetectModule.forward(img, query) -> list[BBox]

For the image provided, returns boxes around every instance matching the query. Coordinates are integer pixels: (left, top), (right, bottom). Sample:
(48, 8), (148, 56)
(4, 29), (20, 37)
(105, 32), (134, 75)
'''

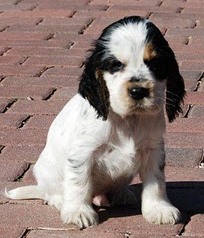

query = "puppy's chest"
(93, 128), (147, 193)
(95, 124), (149, 165)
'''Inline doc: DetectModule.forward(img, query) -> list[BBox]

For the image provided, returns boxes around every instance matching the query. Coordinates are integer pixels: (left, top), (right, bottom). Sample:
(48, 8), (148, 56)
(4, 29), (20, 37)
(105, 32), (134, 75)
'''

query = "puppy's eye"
(144, 57), (167, 80)
(109, 60), (123, 74)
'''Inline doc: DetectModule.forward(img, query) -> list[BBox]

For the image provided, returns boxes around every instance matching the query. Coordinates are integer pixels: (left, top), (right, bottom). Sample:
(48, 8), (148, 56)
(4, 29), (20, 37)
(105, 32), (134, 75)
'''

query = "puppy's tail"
(4, 185), (45, 200)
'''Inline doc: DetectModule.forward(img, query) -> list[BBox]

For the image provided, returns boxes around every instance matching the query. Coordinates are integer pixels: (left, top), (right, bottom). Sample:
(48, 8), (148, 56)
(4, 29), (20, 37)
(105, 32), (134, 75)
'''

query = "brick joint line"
(183, 73), (204, 118)
(147, 12), (153, 19)
(0, 47), (11, 56)
(193, 72), (204, 91)
(185, 36), (192, 45)
(19, 56), (30, 66)
(198, 149), (204, 168)
(14, 0), (23, 5)
(18, 115), (33, 129)
(44, 33), (55, 41)
(43, 88), (57, 100)
(1, 99), (17, 113)
(36, 18), (44, 26)
(79, 18), (95, 35)
(176, 7), (184, 14)
(192, 20), (199, 29)
(28, 4), (38, 11)
(177, 213), (192, 236)
(0, 75), (6, 82)
(13, 163), (32, 182)
(34, 66), (54, 77)
(19, 228), (31, 238)
(0, 26), (9, 32)
(183, 104), (194, 118)
(0, 145), (5, 154)
(157, 1), (163, 7)
(103, 5), (111, 11)
(69, 10), (77, 18)
(162, 28), (168, 36)
(66, 41), (75, 50)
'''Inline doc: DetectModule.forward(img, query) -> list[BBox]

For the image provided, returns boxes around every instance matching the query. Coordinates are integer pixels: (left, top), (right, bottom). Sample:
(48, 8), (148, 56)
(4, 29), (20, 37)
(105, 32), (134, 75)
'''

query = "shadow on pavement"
(97, 181), (204, 224)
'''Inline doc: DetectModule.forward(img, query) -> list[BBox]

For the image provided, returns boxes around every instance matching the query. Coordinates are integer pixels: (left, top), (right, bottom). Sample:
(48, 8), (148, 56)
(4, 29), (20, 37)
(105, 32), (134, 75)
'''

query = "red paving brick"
(0, 98), (16, 113)
(165, 148), (202, 167)
(7, 100), (66, 115)
(0, 160), (29, 182)
(0, 114), (28, 129)
(166, 118), (204, 133)
(0, 0), (204, 238)
(0, 145), (43, 163)
(0, 203), (73, 229)
(22, 115), (55, 130)
(188, 105), (204, 118)
(0, 128), (47, 146)
(183, 214), (204, 237)
(2, 76), (78, 87)
(0, 86), (55, 100)
(27, 230), (125, 238)
(0, 227), (25, 238)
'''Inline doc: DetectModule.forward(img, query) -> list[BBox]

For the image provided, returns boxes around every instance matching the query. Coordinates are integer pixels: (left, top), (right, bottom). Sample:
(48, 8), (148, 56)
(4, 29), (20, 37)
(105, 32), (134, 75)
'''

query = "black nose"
(128, 87), (149, 100)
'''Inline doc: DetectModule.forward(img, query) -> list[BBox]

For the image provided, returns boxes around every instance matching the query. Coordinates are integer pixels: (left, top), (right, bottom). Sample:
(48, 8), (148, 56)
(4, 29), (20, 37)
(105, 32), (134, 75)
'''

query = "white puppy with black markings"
(6, 16), (185, 229)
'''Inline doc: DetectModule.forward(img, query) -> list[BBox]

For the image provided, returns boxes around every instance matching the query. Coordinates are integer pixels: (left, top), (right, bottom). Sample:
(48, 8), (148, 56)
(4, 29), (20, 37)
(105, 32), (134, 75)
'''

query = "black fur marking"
(78, 47), (110, 120)
(145, 21), (186, 122)
(99, 56), (125, 74)
(67, 157), (87, 170)
(144, 55), (168, 81)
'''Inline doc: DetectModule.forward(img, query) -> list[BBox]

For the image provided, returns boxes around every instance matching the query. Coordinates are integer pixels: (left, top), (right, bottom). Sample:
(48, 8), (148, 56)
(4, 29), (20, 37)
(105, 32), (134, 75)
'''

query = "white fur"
(6, 19), (181, 229)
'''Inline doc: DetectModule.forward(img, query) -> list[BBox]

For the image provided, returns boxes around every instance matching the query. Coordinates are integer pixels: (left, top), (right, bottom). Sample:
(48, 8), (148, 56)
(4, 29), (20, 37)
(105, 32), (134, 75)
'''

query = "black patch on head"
(145, 21), (186, 122)
(144, 55), (168, 80)
(99, 56), (125, 74)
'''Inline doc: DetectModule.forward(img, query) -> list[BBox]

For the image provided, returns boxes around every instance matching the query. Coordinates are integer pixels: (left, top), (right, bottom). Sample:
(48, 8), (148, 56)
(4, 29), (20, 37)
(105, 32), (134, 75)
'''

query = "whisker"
(155, 96), (179, 109)
(165, 90), (181, 99)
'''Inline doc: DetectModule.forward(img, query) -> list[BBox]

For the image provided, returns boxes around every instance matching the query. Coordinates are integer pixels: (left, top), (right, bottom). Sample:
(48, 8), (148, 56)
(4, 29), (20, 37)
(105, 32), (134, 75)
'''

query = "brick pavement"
(0, 0), (204, 237)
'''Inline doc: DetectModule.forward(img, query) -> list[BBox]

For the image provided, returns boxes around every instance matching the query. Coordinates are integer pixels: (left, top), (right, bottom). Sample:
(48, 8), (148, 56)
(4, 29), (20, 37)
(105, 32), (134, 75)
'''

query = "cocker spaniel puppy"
(6, 16), (185, 229)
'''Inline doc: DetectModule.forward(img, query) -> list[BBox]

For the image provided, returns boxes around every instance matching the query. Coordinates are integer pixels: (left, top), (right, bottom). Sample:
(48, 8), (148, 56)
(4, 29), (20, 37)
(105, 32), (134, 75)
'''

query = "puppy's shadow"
(96, 184), (142, 224)
(97, 181), (204, 224)
(166, 181), (204, 214)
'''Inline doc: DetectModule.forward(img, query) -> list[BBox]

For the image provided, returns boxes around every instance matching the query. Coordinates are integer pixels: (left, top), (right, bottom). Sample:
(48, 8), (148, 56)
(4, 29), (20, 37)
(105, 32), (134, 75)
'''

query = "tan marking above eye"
(143, 43), (157, 61)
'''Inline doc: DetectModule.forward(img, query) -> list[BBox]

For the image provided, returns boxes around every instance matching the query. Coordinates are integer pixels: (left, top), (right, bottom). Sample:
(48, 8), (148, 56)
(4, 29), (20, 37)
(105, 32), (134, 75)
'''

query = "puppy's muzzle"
(128, 77), (150, 100)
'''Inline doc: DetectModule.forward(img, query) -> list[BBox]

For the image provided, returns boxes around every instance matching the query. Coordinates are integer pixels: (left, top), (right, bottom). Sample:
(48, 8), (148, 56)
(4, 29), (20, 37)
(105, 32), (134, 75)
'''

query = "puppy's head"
(79, 16), (185, 122)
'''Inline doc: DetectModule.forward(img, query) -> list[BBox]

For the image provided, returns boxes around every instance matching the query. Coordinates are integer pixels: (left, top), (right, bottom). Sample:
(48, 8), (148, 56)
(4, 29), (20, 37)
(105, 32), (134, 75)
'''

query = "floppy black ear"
(166, 48), (185, 123)
(78, 48), (110, 120)
(145, 20), (185, 122)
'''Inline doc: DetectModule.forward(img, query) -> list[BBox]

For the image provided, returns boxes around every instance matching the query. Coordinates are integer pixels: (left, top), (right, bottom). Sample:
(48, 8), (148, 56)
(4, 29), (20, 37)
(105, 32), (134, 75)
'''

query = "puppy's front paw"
(142, 201), (181, 225)
(61, 204), (98, 229)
